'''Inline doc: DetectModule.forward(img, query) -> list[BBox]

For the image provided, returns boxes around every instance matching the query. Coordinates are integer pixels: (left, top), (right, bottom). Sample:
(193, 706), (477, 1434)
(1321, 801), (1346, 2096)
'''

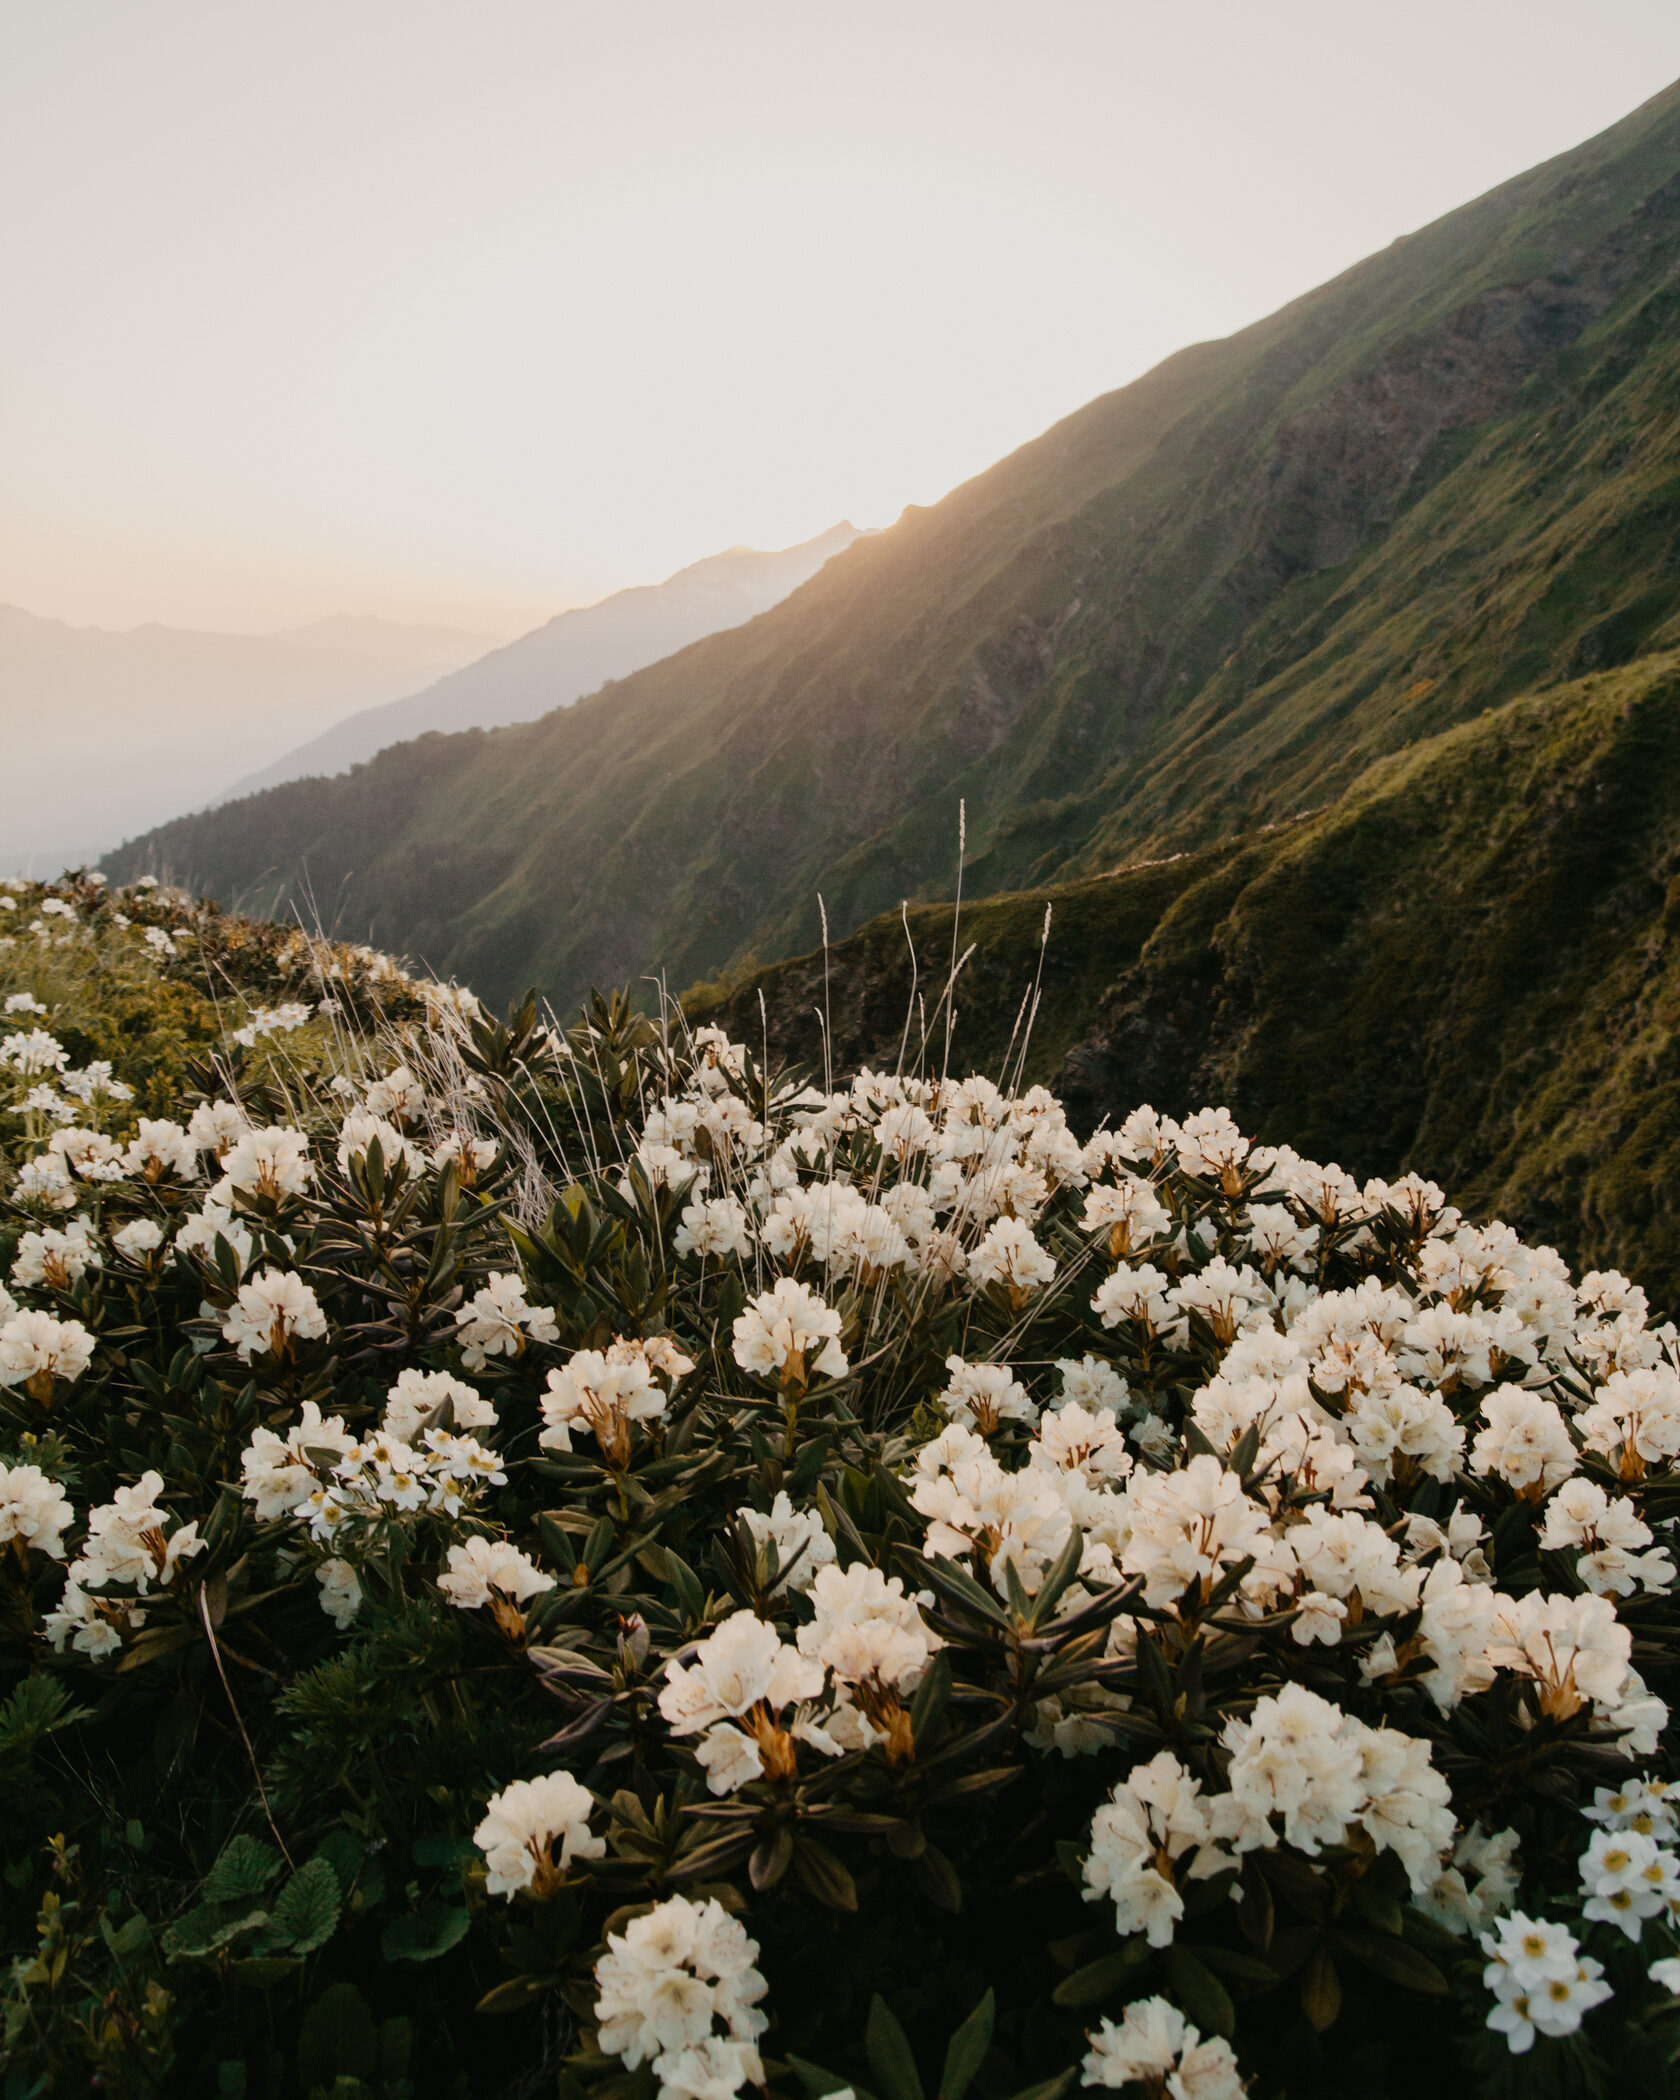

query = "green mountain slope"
(110, 80), (1680, 1019)
(694, 649), (1680, 1307)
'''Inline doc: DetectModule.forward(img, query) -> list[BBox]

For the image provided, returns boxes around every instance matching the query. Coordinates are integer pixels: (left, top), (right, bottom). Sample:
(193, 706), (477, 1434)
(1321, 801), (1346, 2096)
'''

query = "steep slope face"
(109, 82), (1680, 1010)
(695, 651), (1680, 1306)
(221, 524), (862, 797)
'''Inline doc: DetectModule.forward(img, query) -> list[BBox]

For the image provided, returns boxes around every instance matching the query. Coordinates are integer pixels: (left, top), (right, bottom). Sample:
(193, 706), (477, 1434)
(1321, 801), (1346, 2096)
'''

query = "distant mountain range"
(221, 524), (866, 799)
(0, 609), (498, 876)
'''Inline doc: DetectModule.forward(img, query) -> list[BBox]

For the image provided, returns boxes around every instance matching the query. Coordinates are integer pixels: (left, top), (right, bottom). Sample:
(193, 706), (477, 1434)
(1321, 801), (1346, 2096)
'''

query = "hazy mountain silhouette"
(222, 524), (866, 797)
(0, 609), (497, 876)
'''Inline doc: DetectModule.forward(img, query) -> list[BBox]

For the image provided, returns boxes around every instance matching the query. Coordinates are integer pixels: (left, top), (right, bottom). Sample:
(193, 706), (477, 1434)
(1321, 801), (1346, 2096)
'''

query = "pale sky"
(4, 1), (1679, 637)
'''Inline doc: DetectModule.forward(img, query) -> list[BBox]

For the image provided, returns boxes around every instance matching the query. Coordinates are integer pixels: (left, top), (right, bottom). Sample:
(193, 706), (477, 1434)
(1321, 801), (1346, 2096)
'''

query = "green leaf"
(789, 2057), (876, 2100)
(1003, 2074), (1077, 2100)
(1298, 1946), (1341, 2033)
(911, 1843), (963, 1914)
(296, 1982), (379, 2086)
(410, 1831), (477, 1871)
(867, 1995), (926, 2100)
(162, 1901), (269, 1962)
(202, 1835), (283, 1905)
(228, 1956), (301, 1988)
(1164, 1945), (1236, 2040)
(1051, 1947), (1146, 2007)
(262, 1857), (339, 1955)
(380, 1900), (471, 1964)
(938, 1990), (994, 2100)
(0, 1676), (91, 1757)
(909, 1651), (952, 1743)
(793, 1836), (858, 1913)
(1333, 1931), (1450, 1994)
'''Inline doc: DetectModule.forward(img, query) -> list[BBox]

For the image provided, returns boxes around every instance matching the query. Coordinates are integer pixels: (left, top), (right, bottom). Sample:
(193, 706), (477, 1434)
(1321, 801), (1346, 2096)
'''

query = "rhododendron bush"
(0, 874), (1677, 2098)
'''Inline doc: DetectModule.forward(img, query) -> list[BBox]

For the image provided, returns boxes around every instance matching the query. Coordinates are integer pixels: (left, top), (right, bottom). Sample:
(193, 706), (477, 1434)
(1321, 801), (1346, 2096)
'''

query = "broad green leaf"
(202, 1834), (283, 1905)
(296, 1982), (379, 2085)
(262, 1857), (340, 1955)
(381, 1900), (471, 1964)
(162, 1901), (269, 1962)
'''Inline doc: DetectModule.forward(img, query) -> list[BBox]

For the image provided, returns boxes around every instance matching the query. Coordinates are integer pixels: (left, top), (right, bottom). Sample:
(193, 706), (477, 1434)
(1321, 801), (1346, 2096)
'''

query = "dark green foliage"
(697, 650), (1680, 1312)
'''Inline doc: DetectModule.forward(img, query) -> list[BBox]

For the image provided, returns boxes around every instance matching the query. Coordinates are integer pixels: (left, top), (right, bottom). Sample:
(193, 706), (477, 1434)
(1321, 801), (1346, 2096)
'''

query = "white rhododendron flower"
(221, 1269), (327, 1361)
(335, 1113), (422, 1176)
(939, 1355), (1037, 1436)
(73, 1470), (205, 1596)
(437, 1535), (554, 1617)
(11, 1220), (100, 1290)
(736, 1491), (835, 1593)
(382, 1367), (498, 1441)
(731, 1278), (847, 1390)
(316, 1557), (363, 1627)
(967, 1216), (1057, 1303)
(0, 1462), (73, 1560)
(672, 1195), (753, 1262)
(593, 1895), (766, 2086)
(362, 1063), (425, 1123)
(122, 1118), (197, 1183)
(186, 1099), (250, 1158)
(475, 1771), (604, 1898)
(1080, 1994), (1245, 2096)
(219, 1125), (314, 1201)
(173, 1203), (254, 1275)
(0, 1310), (95, 1398)
(431, 1131), (497, 1184)
(540, 1336), (692, 1460)
(111, 1218), (165, 1260)
(455, 1272), (559, 1370)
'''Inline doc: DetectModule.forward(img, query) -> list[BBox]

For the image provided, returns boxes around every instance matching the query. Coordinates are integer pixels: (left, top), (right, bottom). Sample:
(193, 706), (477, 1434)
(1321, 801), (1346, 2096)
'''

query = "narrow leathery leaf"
(1299, 1945), (1342, 2033)
(911, 1843), (963, 1914)
(925, 1764), (1020, 1802)
(1134, 1627), (1177, 1721)
(794, 1836), (858, 1913)
(937, 1989), (995, 2100)
(1236, 1859), (1275, 1949)
(475, 1974), (550, 2016)
(790, 2056), (879, 2100)
(749, 1823), (795, 1891)
(1002, 2074), (1077, 2100)
(1164, 1946), (1236, 2039)
(1051, 1949), (1144, 2008)
(866, 1994), (926, 2100)
(1192, 1944), (1283, 1987)
(1026, 1530), (1085, 1630)
(1332, 1932), (1450, 1994)
(229, 1955), (301, 1987)
(1001, 1552), (1035, 1625)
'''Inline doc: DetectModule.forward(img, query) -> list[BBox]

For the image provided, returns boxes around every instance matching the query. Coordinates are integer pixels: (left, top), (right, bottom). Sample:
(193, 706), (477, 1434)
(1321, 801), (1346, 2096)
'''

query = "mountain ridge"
(220, 522), (865, 798)
(106, 80), (1680, 1022)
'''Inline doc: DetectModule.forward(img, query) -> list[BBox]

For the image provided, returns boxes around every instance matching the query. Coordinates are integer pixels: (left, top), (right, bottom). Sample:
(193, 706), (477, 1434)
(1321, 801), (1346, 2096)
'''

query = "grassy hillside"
(108, 81), (1680, 1015)
(693, 649), (1680, 1309)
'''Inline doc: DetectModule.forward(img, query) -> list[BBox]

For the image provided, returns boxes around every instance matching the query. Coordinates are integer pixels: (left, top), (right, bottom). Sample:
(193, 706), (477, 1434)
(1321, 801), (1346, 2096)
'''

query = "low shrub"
(0, 873), (1675, 2098)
